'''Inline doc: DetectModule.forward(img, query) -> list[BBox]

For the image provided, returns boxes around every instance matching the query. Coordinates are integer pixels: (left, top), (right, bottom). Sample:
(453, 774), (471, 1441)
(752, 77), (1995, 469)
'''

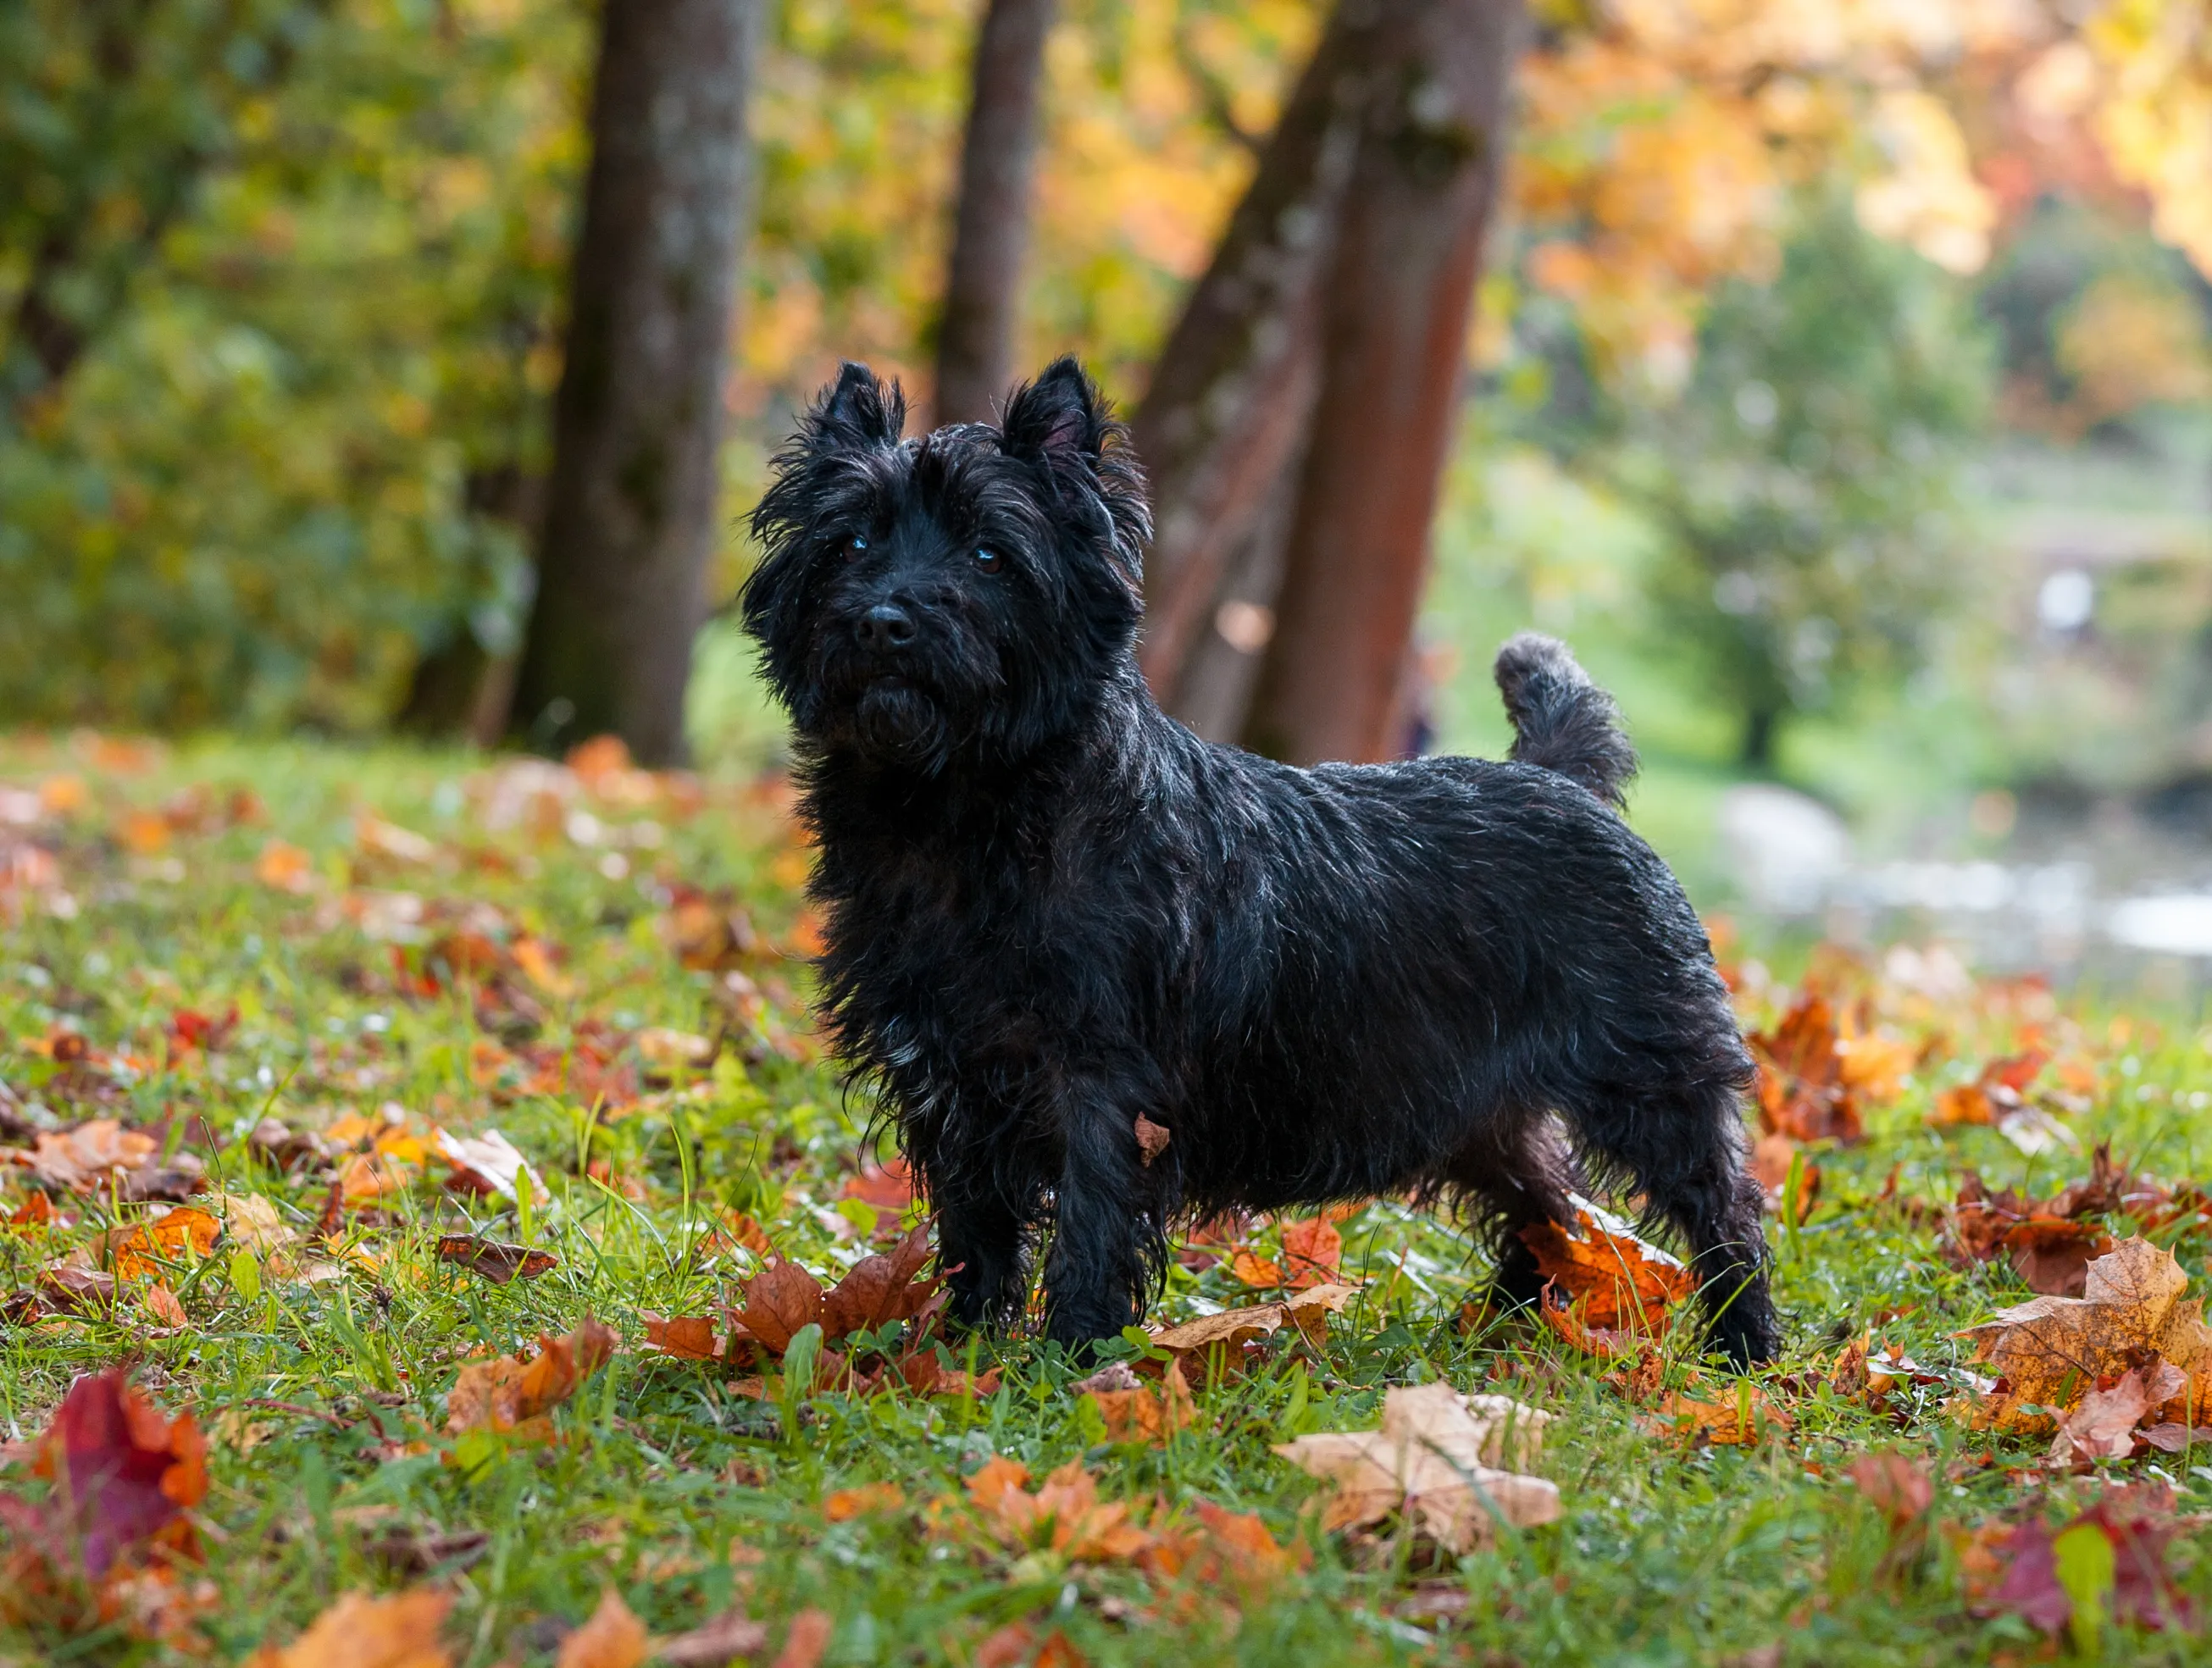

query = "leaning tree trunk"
(1241, 0), (1524, 766)
(1131, 1), (1378, 715)
(934, 0), (1057, 426)
(508, 0), (757, 764)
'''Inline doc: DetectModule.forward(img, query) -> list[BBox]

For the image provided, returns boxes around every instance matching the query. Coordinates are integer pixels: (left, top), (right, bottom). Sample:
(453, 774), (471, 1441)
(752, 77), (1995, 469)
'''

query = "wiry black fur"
(743, 356), (1779, 1367)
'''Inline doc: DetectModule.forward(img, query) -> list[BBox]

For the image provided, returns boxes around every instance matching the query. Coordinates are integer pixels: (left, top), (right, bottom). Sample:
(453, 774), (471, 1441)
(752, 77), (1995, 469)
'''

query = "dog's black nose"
(857, 603), (916, 650)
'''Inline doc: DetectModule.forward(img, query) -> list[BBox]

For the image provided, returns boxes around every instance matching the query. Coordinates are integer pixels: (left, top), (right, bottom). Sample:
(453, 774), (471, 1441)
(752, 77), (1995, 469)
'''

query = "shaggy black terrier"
(742, 357), (1779, 1368)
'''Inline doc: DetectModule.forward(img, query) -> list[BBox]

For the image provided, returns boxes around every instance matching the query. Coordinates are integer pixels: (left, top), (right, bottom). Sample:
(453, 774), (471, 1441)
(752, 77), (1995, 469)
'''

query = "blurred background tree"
(1589, 193), (1996, 771)
(2, 0), (2210, 912)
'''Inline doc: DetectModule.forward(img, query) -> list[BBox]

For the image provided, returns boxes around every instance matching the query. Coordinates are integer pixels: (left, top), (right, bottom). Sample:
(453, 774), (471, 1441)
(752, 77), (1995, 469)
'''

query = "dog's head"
(742, 357), (1150, 773)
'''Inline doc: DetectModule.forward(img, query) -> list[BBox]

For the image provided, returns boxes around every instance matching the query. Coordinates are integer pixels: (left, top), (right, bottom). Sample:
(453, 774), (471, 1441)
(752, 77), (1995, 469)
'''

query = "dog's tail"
(1493, 633), (1638, 811)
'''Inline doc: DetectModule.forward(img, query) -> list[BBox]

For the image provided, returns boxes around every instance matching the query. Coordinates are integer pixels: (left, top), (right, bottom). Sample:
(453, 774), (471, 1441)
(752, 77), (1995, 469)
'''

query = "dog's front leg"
(935, 1176), (1033, 1331)
(1040, 1083), (1163, 1349)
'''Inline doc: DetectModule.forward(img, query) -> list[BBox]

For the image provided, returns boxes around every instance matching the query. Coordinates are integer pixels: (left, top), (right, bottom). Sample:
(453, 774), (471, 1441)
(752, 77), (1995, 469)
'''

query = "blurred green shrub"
(0, 0), (584, 732)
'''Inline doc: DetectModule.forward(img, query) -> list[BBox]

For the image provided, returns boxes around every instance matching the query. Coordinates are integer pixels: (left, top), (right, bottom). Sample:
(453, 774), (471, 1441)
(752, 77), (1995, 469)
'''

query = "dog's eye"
(973, 546), (1005, 574)
(845, 535), (868, 560)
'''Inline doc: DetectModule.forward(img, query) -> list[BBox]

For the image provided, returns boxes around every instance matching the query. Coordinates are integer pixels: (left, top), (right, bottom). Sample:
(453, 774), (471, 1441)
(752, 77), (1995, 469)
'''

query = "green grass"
(3, 734), (2210, 1665)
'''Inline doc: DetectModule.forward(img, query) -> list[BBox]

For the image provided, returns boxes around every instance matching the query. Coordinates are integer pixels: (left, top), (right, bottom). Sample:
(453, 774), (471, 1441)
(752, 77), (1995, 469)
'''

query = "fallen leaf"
(1280, 1216), (1342, 1287)
(1957, 1238), (2212, 1428)
(958, 1458), (1156, 1562)
(823, 1482), (905, 1521)
(557, 1588), (649, 1668)
(1849, 1452), (1933, 1532)
(27, 1120), (158, 1194)
(1975, 1493), (2193, 1640)
(2048, 1364), (2186, 1467)
(243, 1588), (452, 1668)
(1520, 1194), (1693, 1342)
(729, 1259), (826, 1357)
(2, 1369), (206, 1578)
(1228, 1250), (1284, 1287)
(446, 1318), (619, 1436)
(641, 1313), (720, 1360)
(433, 1128), (546, 1202)
(1273, 1382), (1559, 1553)
(654, 1609), (771, 1667)
(144, 1283), (188, 1327)
(435, 1235), (557, 1285)
(818, 1224), (938, 1340)
(1749, 995), (1865, 1142)
(108, 1205), (220, 1280)
(254, 840), (314, 893)
(1133, 1114), (1171, 1167)
(1657, 1382), (1793, 1446)
(770, 1607), (834, 1668)
(1930, 1049), (2049, 1129)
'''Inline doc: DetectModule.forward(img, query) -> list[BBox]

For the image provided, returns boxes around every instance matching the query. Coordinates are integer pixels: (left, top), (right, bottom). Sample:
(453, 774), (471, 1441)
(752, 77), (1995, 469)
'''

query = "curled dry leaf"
(433, 1128), (546, 1202)
(556, 1588), (649, 1668)
(241, 1588), (452, 1668)
(2048, 1363), (2188, 1467)
(1148, 1283), (1356, 1364)
(1133, 1113), (1171, 1167)
(1956, 1237), (2212, 1430)
(1273, 1382), (1559, 1553)
(1521, 1194), (1692, 1349)
(434, 1235), (557, 1285)
(1749, 994), (1866, 1143)
(1080, 1357), (1195, 1445)
(446, 1318), (618, 1437)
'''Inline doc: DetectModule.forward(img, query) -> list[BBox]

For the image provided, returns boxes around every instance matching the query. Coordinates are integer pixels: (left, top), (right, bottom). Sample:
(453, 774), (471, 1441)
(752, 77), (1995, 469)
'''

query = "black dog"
(743, 357), (1778, 1367)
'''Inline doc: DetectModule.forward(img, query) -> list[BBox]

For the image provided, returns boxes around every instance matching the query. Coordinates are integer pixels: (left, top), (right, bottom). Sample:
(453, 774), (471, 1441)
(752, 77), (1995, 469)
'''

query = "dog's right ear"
(805, 362), (906, 450)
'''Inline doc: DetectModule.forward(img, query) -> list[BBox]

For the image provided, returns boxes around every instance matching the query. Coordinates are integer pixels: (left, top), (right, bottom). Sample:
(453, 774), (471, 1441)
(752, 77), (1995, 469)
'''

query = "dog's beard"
(851, 679), (951, 767)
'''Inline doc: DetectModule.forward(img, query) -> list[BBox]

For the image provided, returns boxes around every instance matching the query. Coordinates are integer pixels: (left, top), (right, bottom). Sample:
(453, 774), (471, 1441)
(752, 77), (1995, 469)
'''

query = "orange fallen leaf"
(27, 1121), (158, 1194)
(771, 1607), (834, 1668)
(144, 1283), (188, 1327)
(109, 1205), (220, 1281)
(823, 1482), (906, 1521)
(1657, 1382), (1793, 1446)
(556, 1588), (649, 1668)
(1520, 1194), (1693, 1342)
(641, 1313), (720, 1360)
(254, 840), (314, 893)
(1749, 994), (1865, 1142)
(840, 1156), (916, 1214)
(1280, 1216), (1343, 1288)
(242, 1588), (452, 1668)
(446, 1318), (619, 1437)
(958, 1458), (1156, 1562)
(1228, 1250), (1283, 1288)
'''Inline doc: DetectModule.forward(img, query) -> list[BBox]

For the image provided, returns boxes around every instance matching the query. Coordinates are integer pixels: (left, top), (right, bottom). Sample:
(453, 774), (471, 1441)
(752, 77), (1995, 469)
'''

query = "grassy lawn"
(3, 733), (2209, 1666)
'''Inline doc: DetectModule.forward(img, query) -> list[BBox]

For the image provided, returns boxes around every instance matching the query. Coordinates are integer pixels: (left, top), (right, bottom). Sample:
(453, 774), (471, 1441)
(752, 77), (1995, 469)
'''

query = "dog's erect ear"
(1000, 357), (1109, 465)
(807, 362), (906, 449)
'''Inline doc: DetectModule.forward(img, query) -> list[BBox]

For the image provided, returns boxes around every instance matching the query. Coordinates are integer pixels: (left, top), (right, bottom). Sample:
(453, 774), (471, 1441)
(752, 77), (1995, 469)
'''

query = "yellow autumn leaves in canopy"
(747, 0), (2209, 416)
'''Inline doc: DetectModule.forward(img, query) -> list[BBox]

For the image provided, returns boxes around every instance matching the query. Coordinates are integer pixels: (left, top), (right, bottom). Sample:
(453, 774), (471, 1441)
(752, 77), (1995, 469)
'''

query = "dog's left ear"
(807, 361), (906, 451)
(1000, 357), (1109, 466)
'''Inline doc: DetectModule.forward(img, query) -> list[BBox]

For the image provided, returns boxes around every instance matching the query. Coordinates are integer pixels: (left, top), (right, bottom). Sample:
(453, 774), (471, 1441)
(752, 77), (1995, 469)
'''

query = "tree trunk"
(934, 0), (1057, 426)
(1742, 706), (1777, 772)
(508, 0), (757, 765)
(1242, 0), (1524, 766)
(1131, 2), (1377, 712)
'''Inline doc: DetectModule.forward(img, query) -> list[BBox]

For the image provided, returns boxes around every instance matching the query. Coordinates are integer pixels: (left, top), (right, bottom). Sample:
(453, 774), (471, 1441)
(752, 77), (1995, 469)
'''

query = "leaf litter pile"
(4, 741), (2212, 1663)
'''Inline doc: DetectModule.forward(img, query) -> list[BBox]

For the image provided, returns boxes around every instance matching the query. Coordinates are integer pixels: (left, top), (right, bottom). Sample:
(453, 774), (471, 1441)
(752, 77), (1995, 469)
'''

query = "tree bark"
(1241, 0), (1523, 766)
(508, 0), (757, 764)
(934, 0), (1057, 426)
(1131, 2), (1378, 712)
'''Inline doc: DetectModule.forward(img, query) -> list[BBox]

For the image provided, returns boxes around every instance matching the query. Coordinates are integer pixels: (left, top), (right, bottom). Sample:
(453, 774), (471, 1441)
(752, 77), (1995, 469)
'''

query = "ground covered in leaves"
(3, 734), (2212, 1665)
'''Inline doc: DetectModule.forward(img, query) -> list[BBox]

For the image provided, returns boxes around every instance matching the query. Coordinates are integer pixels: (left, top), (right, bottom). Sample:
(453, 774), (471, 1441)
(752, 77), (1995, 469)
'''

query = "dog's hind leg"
(1430, 1115), (1581, 1316)
(1563, 1078), (1777, 1368)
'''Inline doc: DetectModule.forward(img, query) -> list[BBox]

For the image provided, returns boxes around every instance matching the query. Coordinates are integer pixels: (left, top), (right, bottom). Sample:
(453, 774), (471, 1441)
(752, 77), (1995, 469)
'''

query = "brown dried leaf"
(1134, 1114), (1172, 1167)
(435, 1235), (557, 1285)
(818, 1224), (937, 1341)
(731, 1260), (824, 1356)
(641, 1313), (720, 1361)
(445, 1318), (618, 1435)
